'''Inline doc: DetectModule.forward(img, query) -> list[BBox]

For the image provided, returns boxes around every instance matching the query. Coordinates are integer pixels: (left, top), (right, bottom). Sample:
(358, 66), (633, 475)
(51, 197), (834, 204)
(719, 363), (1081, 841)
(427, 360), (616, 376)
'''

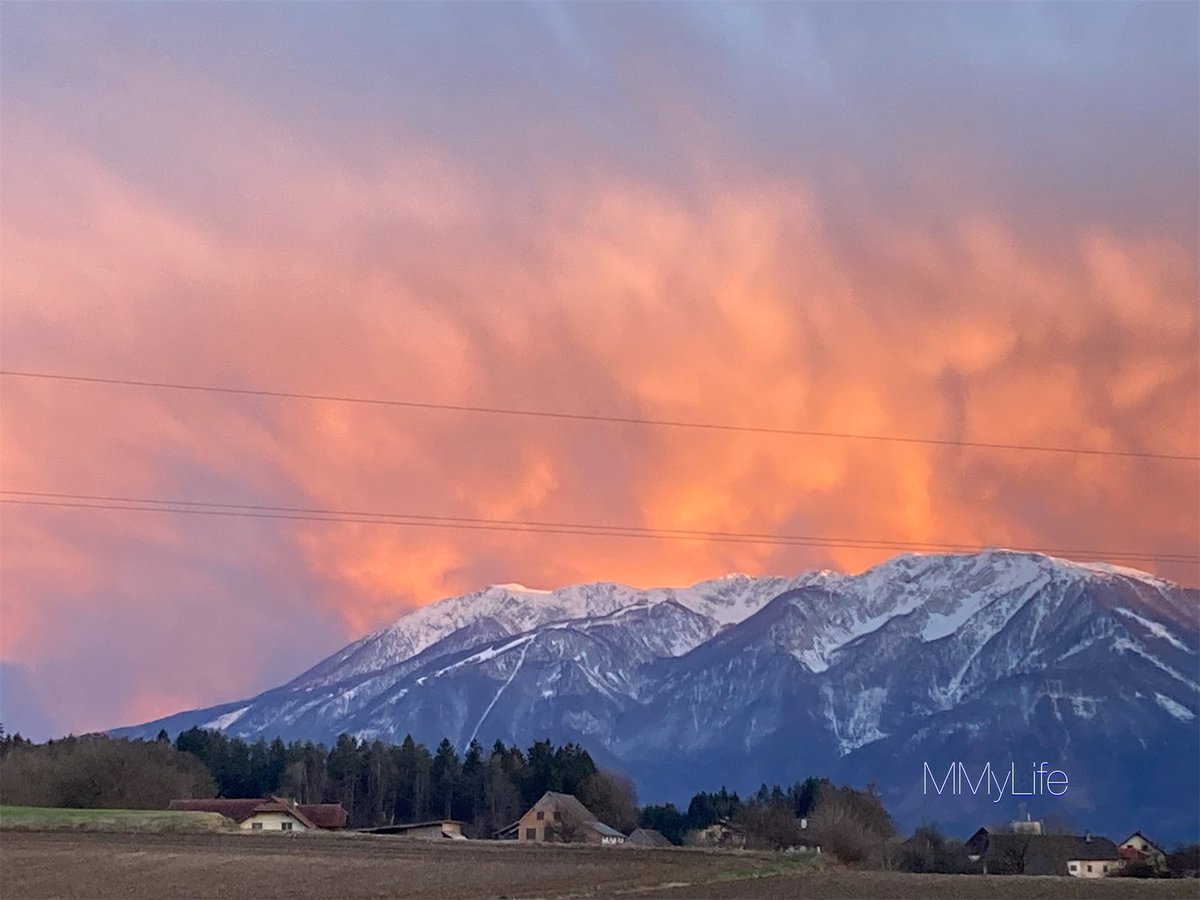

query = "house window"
(1086, 865), (1093, 873)
(525, 828), (536, 840)
(536, 811), (544, 821)
(1103, 865), (1109, 872)
(553, 811), (561, 822)
(281, 821), (293, 832)
(251, 822), (263, 831)
(1068, 863), (1077, 871)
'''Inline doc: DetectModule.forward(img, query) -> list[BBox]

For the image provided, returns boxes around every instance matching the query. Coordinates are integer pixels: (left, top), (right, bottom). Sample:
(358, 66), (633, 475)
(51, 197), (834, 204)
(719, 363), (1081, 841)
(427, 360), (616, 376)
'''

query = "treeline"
(0, 725), (894, 854)
(0, 730), (215, 810)
(172, 727), (637, 834)
(641, 779), (896, 862)
(0, 726), (634, 836)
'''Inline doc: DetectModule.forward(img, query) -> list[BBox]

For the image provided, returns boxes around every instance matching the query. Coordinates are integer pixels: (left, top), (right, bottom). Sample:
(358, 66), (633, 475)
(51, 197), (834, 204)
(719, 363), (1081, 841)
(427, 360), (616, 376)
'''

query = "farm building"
(625, 828), (673, 848)
(1118, 831), (1168, 874)
(167, 797), (347, 832)
(362, 820), (466, 840)
(690, 817), (745, 849)
(966, 826), (1123, 877)
(497, 791), (625, 845)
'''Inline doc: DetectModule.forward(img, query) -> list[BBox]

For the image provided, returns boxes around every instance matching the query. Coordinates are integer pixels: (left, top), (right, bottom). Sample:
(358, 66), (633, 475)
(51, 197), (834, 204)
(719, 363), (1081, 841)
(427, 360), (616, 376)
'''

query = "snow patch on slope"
(1113, 639), (1200, 691)
(1115, 608), (1189, 651)
(203, 706), (250, 731)
(1155, 692), (1196, 722)
(434, 634), (537, 679)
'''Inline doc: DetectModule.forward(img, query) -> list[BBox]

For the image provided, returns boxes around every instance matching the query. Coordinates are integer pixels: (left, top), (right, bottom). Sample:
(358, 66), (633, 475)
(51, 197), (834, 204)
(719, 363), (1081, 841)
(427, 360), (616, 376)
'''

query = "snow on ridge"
(1068, 559), (1168, 586)
(1114, 608), (1189, 651)
(312, 551), (1186, 687)
(493, 582), (551, 595)
(433, 634), (537, 679)
(864, 548), (1163, 591)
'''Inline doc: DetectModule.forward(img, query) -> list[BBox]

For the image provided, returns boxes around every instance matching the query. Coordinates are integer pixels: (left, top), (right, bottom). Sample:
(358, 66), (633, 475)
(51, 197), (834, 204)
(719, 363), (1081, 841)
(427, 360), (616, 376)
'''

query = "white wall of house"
(241, 812), (308, 832)
(1067, 859), (1118, 878)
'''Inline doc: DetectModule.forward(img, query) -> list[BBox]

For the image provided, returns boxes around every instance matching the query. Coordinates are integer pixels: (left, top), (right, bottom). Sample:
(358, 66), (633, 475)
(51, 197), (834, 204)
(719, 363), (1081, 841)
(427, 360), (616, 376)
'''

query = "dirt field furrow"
(1, 831), (1194, 900)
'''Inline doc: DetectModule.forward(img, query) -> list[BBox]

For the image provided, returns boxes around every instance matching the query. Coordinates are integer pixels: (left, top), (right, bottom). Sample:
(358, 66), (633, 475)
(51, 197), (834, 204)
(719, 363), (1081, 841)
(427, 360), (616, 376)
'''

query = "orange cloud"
(1, 13), (1196, 735)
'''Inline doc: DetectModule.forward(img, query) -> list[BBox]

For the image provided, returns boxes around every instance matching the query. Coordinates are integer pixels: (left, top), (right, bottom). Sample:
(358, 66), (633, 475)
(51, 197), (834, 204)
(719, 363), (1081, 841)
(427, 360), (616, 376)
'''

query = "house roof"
(1121, 831), (1164, 854)
(980, 832), (1121, 875)
(587, 821), (626, 839)
(538, 791), (601, 824)
(965, 827), (990, 855)
(1069, 836), (1121, 861)
(297, 804), (349, 829)
(253, 799), (318, 829)
(626, 828), (673, 848)
(494, 821), (519, 838)
(168, 797), (320, 829)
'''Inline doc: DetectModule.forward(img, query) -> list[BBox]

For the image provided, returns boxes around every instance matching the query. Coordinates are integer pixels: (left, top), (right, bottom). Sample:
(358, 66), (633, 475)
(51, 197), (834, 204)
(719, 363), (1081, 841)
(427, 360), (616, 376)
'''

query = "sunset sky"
(1, 3), (1197, 740)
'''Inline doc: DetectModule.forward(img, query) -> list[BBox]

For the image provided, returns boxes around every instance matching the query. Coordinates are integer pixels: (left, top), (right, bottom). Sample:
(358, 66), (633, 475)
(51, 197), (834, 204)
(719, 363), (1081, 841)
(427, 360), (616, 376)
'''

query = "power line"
(3, 490), (1196, 564)
(2, 369), (1195, 463)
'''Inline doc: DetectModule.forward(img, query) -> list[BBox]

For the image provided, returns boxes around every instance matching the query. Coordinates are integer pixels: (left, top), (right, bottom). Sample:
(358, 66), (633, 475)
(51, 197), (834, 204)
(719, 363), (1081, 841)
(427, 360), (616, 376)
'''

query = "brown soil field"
(1, 830), (1194, 900)
(627, 869), (1197, 899)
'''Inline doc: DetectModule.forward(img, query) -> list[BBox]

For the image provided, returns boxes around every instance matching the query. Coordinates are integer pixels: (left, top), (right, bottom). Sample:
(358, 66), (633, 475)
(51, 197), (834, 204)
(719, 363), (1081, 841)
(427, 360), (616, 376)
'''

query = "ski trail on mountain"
(465, 636), (534, 751)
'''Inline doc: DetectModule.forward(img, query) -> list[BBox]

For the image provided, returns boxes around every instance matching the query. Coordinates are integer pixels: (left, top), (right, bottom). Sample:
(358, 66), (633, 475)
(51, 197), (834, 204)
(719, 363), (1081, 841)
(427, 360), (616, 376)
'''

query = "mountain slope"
(116, 550), (1200, 841)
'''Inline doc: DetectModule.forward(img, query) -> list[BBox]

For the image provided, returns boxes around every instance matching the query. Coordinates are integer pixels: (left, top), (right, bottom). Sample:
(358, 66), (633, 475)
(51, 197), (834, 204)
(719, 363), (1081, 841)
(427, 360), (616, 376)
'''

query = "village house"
(1065, 834), (1125, 878)
(168, 798), (348, 832)
(497, 791), (625, 845)
(362, 820), (467, 840)
(1119, 831), (1168, 874)
(966, 822), (1123, 877)
(690, 817), (746, 849)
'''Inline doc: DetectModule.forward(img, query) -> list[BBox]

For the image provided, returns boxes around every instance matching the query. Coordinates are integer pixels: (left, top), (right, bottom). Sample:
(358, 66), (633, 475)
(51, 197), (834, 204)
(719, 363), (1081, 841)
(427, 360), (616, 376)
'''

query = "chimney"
(1085, 831), (1092, 843)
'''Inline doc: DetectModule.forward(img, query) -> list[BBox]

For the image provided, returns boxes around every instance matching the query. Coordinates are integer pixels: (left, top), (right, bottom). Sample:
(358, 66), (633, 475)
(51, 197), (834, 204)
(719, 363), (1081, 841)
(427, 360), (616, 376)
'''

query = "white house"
(168, 797), (346, 832)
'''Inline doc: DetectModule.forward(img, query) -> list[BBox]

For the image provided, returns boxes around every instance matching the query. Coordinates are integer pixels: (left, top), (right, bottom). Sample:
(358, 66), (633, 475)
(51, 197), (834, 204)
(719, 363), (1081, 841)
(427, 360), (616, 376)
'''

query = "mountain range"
(117, 550), (1200, 842)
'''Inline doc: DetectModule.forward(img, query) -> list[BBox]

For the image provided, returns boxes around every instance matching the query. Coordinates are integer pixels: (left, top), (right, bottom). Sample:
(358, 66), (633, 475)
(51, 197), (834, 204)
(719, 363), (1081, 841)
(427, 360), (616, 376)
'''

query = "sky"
(1, 2), (1197, 741)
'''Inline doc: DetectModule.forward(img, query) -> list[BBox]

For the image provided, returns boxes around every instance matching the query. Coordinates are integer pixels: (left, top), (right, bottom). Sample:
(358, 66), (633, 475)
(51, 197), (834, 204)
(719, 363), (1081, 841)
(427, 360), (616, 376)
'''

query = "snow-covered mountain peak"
(285, 551), (1185, 692)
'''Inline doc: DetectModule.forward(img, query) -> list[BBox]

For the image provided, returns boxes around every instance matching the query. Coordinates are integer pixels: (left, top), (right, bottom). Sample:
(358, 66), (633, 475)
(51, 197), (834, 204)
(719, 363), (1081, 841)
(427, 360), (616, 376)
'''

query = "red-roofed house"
(1119, 832), (1168, 874)
(168, 797), (347, 832)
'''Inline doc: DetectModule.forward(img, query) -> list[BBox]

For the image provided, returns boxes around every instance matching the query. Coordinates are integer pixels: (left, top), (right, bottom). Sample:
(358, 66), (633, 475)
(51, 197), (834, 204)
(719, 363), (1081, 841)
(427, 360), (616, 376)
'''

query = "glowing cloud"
(1, 3), (1195, 737)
